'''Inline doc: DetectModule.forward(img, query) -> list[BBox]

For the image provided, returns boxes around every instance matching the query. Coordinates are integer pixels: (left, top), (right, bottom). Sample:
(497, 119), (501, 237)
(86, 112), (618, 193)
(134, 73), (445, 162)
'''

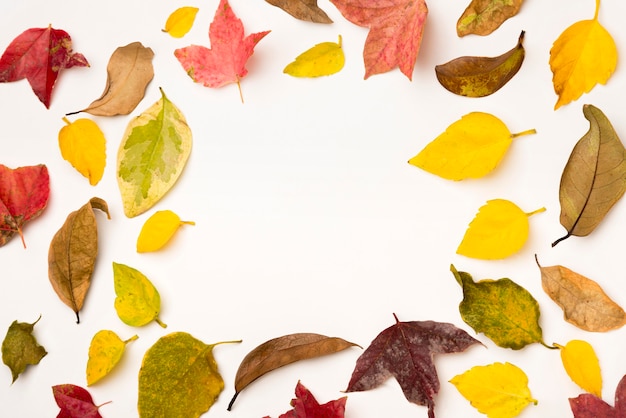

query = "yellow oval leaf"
(283, 35), (345, 77)
(86, 330), (137, 386)
(136, 210), (195, 253)
(457, 199), (545, 260)
(556, 340), (602, 397)
(58, 117), (106, 186)
(112, 262), (166, 328)
(163, 6), (199, 38)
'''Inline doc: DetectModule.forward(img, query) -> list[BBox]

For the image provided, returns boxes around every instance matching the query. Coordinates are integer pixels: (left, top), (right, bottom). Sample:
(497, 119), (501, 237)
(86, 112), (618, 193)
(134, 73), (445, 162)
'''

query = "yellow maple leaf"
(549, 0), (617, 109)
(58, 117), (106, 186)
(451, 362), (537, 418)
(162, 6), (199, 38)
(283, 35), (345, 77)
(556, 340), (602, 397)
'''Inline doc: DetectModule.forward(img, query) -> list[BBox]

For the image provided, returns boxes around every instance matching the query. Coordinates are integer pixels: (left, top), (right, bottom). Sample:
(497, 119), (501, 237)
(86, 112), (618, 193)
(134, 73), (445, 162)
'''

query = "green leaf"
(112, 262), (166, 328)
(117, 87), (192, 218)
(138, 332), (240, 418)
(450, 265), (549, 350)
(2, 316), (47, 383)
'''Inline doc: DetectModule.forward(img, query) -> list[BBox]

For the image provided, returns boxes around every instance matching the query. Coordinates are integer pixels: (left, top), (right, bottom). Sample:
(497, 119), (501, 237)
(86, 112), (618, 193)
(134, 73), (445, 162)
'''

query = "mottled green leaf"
(2, 316), (47, 383)
(117, 87), (192, 218)
(112, 262), (166, 328)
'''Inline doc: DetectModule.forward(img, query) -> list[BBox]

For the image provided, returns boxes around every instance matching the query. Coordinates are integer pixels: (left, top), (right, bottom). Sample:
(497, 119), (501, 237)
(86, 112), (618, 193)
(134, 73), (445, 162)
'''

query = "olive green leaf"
(457, 0), (524, 37)
(117, 87), (192, 218)
(2, 316), (47, 383)
(112, 262), (166, 328)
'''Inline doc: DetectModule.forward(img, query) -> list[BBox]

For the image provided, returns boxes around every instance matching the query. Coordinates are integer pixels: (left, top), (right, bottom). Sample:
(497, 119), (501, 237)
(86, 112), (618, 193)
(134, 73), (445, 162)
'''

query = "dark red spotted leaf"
(266, 380), (347, 418)
(570, 374), (626, 418)
(52, 384), (110, 418)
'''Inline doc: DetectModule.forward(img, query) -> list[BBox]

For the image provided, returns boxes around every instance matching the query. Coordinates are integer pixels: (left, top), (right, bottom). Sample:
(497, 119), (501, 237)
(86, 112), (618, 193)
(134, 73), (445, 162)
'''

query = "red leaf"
(174, 0), (270, 100)
(570, 374), (626, 418)
(0, 164), (50, 248)
(0, 26), (88, 108)
(270, 381), (347, 418)
(52, 384), (108, 418)
(346, 314), (480, 418)
(329, 0), (428, 80)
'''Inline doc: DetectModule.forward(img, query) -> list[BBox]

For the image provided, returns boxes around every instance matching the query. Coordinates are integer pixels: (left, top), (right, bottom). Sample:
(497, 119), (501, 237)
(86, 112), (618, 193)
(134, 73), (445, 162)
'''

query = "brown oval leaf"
(48, 197), (110, 323)
(227, 333), (358, 410)
(457, 0), (524, 37)
(435, 30), (525, 97)
(265, 0), (333, 24)
(536, 256), (626, 332)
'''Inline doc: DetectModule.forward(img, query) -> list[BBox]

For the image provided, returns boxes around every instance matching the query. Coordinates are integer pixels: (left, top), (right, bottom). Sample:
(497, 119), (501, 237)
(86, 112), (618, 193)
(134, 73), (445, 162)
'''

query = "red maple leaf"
(329, 0), (428, 80)
(266, 381), (347, 418)
(570, 374), (626, 418)
(174, 0), (270, 101)
(346, 314), (480, 418)
(0, 26), (88, 108)
(0, 164), (50, 248)
(52, 384), (109, 418)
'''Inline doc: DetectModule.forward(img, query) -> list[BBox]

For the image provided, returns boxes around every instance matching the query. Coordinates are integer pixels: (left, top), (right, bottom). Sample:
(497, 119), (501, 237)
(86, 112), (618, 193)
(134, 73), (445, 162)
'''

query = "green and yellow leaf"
(284, 35), (345, 77)
(86, 330), (137, 386)
(112, 262), (166, 328)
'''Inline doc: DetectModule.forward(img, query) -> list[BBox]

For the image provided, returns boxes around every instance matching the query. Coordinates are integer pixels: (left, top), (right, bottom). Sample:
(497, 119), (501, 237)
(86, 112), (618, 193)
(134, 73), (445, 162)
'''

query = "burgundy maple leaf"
(52, 384), (109, 418)
(265, 381), (347, 418)
(570, 374), (626, 418)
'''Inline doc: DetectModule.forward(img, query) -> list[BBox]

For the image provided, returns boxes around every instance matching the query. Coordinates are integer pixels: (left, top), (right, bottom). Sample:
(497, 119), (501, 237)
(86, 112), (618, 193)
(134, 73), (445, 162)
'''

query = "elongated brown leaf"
(457, 0), (524, 37)
(553, 104), (626, 246)
(48, 197), (110, 323)
(68, 42), (154, 116)
(265, 0), (333, 23)
(435, 30), (525, 97)
(227, 333), (358, 410)
(536, 256), (626, 332)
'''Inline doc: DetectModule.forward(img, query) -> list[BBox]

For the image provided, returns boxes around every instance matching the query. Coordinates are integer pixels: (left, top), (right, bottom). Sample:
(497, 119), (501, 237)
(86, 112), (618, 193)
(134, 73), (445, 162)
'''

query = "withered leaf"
(435, 30), (525, 97)
(68, 42), (154, 116)
(2, 316), (47, 383)
(227, 333), (358, 410)
(457, 0), (524, 37)
(48, 197), (110, 323)
(553, 104), (626, 246)
(536, 256), (626, 332)
(266, 0), (333, 23)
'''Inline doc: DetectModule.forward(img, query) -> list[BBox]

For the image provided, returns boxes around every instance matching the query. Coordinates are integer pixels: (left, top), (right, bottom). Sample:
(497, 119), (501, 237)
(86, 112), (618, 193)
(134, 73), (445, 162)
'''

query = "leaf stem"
(124, 335), (139, 344)
(510, 128), (537, 139)
(236, 79), (244, 104)
(551, 232), (571, 247)
(594, 0), (600, 20)
(227, 391), (239, 411)
(155, 317), (167, 328)
(525, 207), (546, 217)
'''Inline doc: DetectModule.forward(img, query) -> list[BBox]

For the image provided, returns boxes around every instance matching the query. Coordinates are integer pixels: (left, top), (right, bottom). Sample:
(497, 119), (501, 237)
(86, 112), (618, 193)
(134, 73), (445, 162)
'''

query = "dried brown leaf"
(457, 0), (524, 37)
(265, 0), (333, 24)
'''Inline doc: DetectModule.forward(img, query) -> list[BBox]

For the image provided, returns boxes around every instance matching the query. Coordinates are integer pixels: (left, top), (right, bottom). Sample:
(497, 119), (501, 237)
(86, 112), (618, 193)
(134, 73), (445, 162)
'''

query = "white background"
(1, 1), (626, 417)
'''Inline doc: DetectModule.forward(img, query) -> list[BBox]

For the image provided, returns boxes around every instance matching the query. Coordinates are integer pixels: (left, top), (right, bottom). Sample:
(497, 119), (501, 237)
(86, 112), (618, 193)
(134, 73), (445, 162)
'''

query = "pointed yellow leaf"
(136, 210), (195, 253)
(457, 199), (545, 260)
(408, 112), (535, 181)
(284, 35), (345, 77)
(549, 0), (617, 109)
(58, 117), (106, 186)
(86, 330), (137, 386)
(163, 7), (199, 38)
(556, 340), (602, 397)
(451, 362), (537, 418)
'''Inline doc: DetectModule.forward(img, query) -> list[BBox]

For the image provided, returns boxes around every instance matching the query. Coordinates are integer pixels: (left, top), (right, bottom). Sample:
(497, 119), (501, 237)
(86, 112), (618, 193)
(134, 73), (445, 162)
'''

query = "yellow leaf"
(163, 6), (199, 38)
(556, 340), (602, 397)
(136, 210), (195, 253)
(451, 362), (537, 418)
(284, 35), (345, 77)
(58, 117), (106, 186)
(549, 0), (617, 109)
(457, 199), (545, 260)
(86, 330), (137, 386)
(408, 112), (535, 181)
(112, 262), (166, 328)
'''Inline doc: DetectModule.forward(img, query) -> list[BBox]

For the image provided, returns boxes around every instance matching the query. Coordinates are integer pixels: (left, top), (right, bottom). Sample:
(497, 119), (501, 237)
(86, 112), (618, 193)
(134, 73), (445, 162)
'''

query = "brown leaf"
(68, 42), (154, 116)
(457, 0), (524, 37)
(536, 255), (626, 332)
(552, 105), (626, 246)
(265, 0), (333, 24)
(48, 197), (110, 323)
(227, 333), (359, 410)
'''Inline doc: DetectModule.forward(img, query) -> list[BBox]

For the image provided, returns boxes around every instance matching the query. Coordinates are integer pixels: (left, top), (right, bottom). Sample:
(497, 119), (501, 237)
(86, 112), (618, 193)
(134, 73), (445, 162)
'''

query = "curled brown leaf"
(457, 0), (524, 37)
(265, 0), (333, 24)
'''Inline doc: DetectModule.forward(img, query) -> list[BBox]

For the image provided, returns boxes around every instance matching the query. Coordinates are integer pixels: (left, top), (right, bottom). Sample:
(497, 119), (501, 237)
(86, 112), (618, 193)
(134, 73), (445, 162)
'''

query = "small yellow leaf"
(457, 199), (545, 260)
(163, 6), (199, 38)
(556, 340), (602, 397)
(284, 35), (345, 77)
(58, 117), (106, 186)
(112, 262), (166, 328)
(136, 210), (195, 253)
(549, 0), (617, 109)
(451, 362), (537, 418)
(86, 330), (137, 386)
(408, 112), (535, 180)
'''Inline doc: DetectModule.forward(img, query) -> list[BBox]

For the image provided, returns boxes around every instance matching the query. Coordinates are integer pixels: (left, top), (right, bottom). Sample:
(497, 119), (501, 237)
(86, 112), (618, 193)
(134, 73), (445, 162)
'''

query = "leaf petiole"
(510, 128), (537, 139)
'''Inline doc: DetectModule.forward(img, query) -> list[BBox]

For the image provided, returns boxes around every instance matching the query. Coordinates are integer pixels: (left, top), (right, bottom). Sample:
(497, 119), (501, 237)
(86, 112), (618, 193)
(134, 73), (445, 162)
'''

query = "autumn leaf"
(67, 42), (154, 116)
(550, 0), (617, 109)
(552, 104), (626, 246)
(345, 314), (480, 418)
(536, 256), (626, 332)
(2, 316), (47, 383)
(112, 262), (166, 328)
(329, 0), (428, 80)
(0, 26), (88, 108)
(117, 87), (192, 218)
(228, 333), (358, 410)
(138, 332), (240, 418)
(266, 0), (333, 23)
(58, 117), (106, 186)
(0, 164), (49, 248)
(48, 197), (110, 324)
(450, 362), (537, 418)
(435, 31), (525, 97)
(556, 340), (602, 397)
(174, 0), (270, 101)
(163, 7), (199, 38)
(270, 381), (347, 418)
(451, 265), (550, 350)
(569, 374), (626, 418)
(136, 210), (195, 253)
(284, 35), (345, 77)
(457, 199), (545, 260)
(457, 0), (524, 36)
(86, 330), (138, 386)
(408, 112), (535, 181)
(52, 384), (109, 418)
